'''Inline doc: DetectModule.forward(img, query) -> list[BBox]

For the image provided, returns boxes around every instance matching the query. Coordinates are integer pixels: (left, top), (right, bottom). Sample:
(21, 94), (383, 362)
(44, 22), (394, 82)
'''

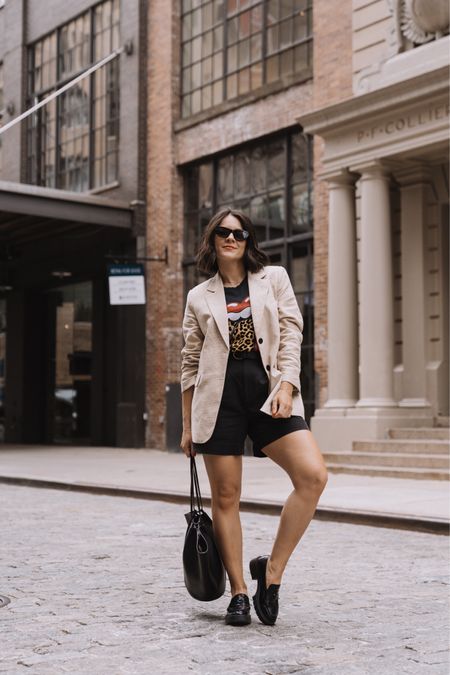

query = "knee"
(212, 483), (241, 510)
(294, 466), (328, 495)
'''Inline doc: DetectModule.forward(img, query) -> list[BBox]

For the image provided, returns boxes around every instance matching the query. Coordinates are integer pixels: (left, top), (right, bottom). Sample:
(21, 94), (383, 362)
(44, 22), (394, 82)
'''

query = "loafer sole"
(225, 613), (252, 626)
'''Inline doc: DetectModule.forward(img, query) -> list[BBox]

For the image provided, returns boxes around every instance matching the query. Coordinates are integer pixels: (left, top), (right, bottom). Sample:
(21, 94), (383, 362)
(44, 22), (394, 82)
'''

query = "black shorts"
(192, 351), (309, 458)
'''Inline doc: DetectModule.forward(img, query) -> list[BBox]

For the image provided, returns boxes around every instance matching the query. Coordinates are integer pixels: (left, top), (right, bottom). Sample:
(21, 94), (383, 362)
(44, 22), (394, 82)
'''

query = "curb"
(1, 474), (448, 536)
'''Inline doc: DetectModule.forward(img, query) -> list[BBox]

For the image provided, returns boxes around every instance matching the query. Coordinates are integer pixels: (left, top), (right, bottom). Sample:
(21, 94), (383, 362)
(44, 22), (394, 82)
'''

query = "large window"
(26, 0), (120, 191)
(181, 0), (313, 118)
(182, 129), (315, 419)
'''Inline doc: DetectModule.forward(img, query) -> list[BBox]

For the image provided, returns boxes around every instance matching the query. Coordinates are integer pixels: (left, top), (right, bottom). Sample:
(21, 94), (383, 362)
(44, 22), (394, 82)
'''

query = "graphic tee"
(223, 275), (259, 353)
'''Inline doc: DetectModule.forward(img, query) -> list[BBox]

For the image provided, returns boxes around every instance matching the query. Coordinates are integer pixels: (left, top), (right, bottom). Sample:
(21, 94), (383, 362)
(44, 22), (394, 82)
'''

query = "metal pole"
(0, 47), (124, 137)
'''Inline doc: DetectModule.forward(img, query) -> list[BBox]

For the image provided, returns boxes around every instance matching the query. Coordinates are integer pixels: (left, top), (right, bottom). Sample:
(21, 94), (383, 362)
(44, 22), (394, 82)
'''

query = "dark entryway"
(0, 181), (146, 448)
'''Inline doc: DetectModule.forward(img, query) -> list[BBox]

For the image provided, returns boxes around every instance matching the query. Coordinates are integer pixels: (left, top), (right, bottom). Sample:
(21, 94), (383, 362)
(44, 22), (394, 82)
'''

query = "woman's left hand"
(271, 388), (293, 418)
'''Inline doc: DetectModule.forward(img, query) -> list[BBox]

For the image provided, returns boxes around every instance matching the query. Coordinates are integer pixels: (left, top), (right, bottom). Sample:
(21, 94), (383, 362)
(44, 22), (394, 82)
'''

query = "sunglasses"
(214, 225), (249, 242)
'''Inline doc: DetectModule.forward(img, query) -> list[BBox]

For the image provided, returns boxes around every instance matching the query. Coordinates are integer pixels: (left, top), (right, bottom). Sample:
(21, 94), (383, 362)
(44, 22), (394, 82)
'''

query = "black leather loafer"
(225, 593), (252, 626)
(249, 555), (280, 626)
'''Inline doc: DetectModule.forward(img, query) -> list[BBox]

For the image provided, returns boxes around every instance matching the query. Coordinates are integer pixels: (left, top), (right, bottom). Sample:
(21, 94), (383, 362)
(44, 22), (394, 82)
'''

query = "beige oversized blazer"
(180, 265), (305, 444)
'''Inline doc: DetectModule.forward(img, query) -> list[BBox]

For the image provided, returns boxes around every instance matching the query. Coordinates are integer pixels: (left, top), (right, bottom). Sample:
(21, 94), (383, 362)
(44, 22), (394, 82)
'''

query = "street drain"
(0, 595), (11, 608)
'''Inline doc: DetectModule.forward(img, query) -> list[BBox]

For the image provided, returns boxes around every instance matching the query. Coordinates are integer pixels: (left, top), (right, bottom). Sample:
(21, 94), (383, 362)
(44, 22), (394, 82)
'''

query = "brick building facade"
(145, 0), (354, 451)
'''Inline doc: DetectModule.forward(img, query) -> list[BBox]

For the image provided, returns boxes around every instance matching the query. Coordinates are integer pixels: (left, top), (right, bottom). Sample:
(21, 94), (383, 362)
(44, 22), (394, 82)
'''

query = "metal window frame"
(180, 0), (314, 118)
(26, 0), (119, 191)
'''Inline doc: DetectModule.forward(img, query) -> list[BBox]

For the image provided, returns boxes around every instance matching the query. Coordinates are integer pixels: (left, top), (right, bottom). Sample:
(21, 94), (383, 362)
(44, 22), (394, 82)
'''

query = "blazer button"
(266, 364), (270, 371)
(258, 338), (263, 344)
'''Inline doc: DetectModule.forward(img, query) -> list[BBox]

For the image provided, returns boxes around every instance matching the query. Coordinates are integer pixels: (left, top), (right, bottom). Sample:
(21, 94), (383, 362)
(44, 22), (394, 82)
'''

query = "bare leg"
(202, 454), (247, 597)
(260, 430), (328, 588)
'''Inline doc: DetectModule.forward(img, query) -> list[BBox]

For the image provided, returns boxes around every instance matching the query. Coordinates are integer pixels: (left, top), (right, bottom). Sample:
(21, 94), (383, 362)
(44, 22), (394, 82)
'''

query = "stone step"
(325, 464), (450, 481)
(388, 428), (450, 441)
(435, 416), (450, 428)
(324, 451), (449, 469)
(354, 439), (449, 454)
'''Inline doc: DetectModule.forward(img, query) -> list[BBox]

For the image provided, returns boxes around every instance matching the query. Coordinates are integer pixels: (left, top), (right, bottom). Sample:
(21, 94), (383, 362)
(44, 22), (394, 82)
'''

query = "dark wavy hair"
(196, 207), (269, 276)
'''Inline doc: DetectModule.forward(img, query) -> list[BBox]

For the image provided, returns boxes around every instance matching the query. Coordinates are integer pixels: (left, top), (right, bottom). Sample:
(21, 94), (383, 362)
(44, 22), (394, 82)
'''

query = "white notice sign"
(108, 264), (146, 305)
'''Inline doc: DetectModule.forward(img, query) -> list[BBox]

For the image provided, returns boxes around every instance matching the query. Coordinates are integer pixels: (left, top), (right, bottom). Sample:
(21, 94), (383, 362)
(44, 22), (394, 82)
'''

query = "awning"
(0, 180), (133, 247)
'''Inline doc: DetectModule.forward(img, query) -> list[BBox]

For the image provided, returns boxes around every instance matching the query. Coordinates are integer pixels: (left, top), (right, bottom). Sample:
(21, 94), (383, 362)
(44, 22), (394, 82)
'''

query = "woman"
(180, 207), (328, 627)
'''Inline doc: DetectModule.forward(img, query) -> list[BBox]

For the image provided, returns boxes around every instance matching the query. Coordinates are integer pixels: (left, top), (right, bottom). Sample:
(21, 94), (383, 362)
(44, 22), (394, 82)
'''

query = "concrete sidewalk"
(0, 445), (448, 533)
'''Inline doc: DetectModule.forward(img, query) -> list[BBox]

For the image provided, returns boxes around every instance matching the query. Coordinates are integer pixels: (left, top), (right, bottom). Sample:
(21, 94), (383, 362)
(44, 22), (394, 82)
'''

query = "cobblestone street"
(1, 484), (448, 674)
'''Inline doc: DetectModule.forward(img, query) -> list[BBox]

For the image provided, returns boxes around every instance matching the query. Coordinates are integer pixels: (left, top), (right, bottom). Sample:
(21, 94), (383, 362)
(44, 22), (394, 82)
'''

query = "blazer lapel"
(205, 271), (229, 348)
(205, 267), (270, 350)
(248, 268), (269, 339)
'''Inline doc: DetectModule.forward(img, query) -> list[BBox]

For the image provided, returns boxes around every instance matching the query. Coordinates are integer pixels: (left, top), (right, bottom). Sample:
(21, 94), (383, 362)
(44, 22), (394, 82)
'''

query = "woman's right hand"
(180, 428), (196, 458)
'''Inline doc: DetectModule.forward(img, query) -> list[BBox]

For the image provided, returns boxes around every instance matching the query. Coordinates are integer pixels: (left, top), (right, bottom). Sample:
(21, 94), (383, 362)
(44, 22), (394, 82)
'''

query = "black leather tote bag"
(183, 455), (226, 601)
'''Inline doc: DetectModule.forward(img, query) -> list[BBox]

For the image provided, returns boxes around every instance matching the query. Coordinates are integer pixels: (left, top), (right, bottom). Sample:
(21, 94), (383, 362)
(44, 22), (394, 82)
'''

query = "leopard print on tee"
(228, 315), (257, 352)
(224, 276), (258, 353)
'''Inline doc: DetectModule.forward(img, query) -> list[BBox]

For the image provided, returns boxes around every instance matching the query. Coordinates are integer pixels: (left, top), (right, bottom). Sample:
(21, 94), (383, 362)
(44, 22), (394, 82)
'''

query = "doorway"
(46, 281), (93, 444)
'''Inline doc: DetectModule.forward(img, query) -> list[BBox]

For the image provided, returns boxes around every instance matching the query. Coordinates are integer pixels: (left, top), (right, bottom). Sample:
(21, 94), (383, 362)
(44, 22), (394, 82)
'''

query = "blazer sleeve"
(180, 290), (204, 393)
(276, 267), (304, 394)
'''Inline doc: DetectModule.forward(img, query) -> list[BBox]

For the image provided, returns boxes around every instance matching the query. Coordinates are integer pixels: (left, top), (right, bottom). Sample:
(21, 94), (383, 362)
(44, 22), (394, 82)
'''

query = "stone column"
(355, 162), (396, 407)
(396, 166), (431, 407)
(324, 171), (359, 407)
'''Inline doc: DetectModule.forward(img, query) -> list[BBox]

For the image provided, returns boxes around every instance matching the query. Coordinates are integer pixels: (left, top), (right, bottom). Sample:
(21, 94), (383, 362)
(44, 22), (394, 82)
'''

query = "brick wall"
(145, 0), (184, 449)
(146, 0), (354, 448)
(311, 0), (353, 408)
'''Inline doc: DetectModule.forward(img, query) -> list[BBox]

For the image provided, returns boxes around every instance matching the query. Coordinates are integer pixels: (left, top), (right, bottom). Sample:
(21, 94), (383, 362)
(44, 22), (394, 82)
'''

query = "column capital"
(394, 163), (433, 187)
(320, 168), (358, 187)
(350, 159), (399, 180)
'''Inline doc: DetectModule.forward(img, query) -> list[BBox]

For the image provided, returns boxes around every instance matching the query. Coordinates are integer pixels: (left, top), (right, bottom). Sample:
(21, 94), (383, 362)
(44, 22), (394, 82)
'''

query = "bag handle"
(190, 454), (203, 513)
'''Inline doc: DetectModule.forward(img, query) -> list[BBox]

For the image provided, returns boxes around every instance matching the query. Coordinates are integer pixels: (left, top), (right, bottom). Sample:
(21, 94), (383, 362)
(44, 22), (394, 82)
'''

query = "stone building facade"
(301, 0), (449, 451)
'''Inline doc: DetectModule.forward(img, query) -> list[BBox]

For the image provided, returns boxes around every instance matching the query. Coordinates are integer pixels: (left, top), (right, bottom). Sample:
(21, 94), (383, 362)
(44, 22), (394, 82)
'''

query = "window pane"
(203, 57), (213, 83)
(213, 52), (223, 79)
(267, 26), (278, 54)
(202, 84), (212, 108)
(182, 13), (192, 41)
(250, 33), (262, 61)
(227, 73), (237, 98)
(202, 3), (213, 31)
(192, 36), (202, 61)
(202, 30), (213, 57)
(267, 140), (285, 188)
(280, 47), (293, 75)
(228, 17), (239, 43)
(227, 45), (237, 71)
(294, 11), (308, 41)
(267, 0), (279, 22)
(250, 62), (262, 88)
(291, 183), (310, 232)
(291, 133), (307, 182)
(183, 41), (192, 65)
(280, 19), (292, 48)
(213, 26), (224, 50)
(238, 39), (250, 67)
(238, 67), (250, 95)
(268, 189), (285, 238)
(251, 146), (266, 193)
(239, 11), (251, 38)
(192, 62), (201, 89)
(199, 163), (213, 208)
(251, 5), (263, 32)
(218, 156), (234, 202)
(266, 54), (279, 82)
(294, 42), (309, 71)
(192, 8), (202, 36)
(182, 66), (191, 93)
(250, 194), (268, 242)
(213, 79), (223, 105)
(192, 89), (201, 113)
(280, 0), (293, 19)
(235, 152), (251, 196)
